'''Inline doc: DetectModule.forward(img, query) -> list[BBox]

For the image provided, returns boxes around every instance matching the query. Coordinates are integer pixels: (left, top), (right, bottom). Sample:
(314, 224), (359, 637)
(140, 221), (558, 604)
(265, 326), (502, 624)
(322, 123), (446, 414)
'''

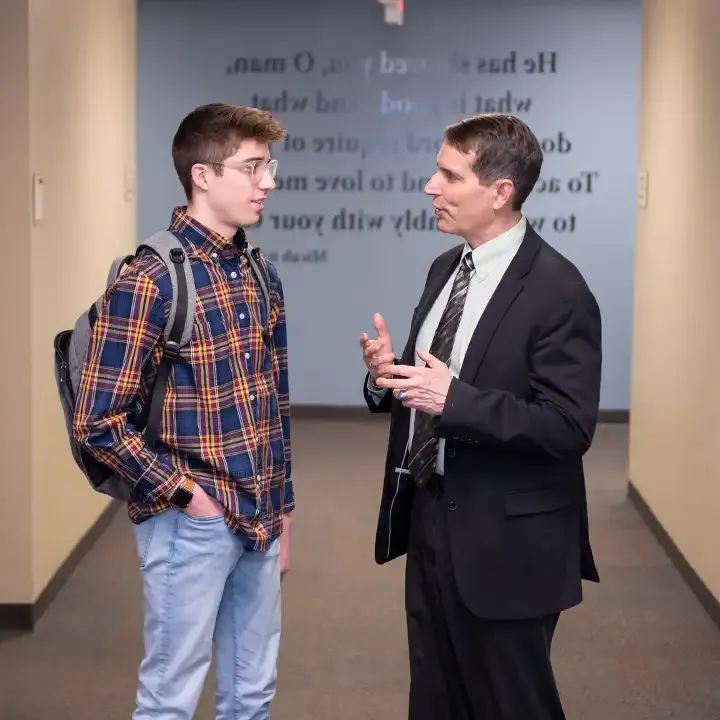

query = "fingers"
(379, 364), (418, 379)
(374, 313), (389, 340)
(363, 338), (393, 363)
(377, 374), (422, 390)
(361, 315), (392, 355)
(361, 317), (394, 375)
(361, 333), (387, 352)
(363, 341), (380, 363)
(394, 388), (415, 403)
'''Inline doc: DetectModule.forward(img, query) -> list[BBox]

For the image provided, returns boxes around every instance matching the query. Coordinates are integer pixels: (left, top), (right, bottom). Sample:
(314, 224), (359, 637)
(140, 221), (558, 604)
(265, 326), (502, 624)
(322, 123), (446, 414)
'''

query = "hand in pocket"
(185, 484), (224, 518)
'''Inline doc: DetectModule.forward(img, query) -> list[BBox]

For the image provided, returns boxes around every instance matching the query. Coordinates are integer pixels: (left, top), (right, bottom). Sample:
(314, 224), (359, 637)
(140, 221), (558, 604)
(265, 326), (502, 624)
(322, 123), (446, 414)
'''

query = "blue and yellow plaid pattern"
(73, 207), (293, 550)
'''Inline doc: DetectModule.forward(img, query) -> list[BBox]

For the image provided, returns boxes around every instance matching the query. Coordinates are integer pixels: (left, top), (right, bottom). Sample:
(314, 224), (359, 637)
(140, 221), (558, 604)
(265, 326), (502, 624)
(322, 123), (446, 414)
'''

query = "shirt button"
(245, 352), (250, 359)
(211, 252), (218, 258)
(239, 313), (245, 320)
(230, 271), (238, 279)
(249, 394), (255, 401)
(257, 474), (262, 481)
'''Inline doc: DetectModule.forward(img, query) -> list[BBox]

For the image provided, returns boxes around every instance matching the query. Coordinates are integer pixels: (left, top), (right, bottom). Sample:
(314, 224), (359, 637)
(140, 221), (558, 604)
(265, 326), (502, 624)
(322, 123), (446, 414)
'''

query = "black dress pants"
(405, 477), (566, 720)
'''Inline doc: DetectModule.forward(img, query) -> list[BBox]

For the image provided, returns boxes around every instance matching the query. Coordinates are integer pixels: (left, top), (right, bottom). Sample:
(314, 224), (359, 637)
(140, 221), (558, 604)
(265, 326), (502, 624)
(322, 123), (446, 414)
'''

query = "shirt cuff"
(366, 374), (388, 399)
(282, 481), (295, 513)
(141, 470), (187, 505)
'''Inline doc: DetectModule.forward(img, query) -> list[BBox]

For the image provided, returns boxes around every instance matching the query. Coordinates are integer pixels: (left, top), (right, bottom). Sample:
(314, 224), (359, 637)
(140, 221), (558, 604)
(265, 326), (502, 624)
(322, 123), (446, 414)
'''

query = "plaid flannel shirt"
(73, 207), (293, 550)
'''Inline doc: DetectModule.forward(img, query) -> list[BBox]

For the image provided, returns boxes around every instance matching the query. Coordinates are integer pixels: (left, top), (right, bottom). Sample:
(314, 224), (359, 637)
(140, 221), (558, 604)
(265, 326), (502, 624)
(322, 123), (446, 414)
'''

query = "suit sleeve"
(363, 372), (393, 413)
(437, 284), (602, 458)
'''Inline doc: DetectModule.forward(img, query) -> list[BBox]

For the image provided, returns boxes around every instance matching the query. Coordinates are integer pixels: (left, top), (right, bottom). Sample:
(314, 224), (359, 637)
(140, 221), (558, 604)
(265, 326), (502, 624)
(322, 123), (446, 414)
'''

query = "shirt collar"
(463, 215), (526, 281)
(169, 206), (248, 256)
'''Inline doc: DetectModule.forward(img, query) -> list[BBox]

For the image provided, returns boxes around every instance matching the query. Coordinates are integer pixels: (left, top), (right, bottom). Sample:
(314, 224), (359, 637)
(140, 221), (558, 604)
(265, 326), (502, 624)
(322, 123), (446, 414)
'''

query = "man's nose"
(424, 174), (441, 195)
(259, 173), (276, 191)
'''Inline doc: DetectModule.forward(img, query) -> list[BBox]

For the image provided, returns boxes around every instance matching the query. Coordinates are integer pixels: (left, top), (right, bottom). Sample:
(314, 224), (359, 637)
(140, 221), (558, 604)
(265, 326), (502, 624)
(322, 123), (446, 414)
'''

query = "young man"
(73, 103), (293, 720)
(360, 113), (602, 719)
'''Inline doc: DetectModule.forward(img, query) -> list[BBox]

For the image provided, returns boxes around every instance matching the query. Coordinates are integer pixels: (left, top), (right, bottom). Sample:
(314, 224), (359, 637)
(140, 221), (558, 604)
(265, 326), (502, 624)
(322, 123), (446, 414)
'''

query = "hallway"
(1, 420), (719, 719)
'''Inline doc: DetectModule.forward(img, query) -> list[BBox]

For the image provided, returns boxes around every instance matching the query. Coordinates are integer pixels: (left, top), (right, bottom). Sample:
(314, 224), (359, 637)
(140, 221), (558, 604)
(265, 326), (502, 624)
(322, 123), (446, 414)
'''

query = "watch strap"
(170, 477), (195, 508)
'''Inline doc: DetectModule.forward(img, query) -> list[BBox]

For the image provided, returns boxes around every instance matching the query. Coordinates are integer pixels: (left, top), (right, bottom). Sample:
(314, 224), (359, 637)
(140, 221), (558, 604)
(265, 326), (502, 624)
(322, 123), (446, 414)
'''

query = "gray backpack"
(53, 231), (196, 501)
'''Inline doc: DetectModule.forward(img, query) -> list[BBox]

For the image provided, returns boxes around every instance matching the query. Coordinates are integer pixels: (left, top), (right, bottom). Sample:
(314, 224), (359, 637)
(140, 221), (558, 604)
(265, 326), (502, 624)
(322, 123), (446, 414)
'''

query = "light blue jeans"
(131, 508), (281, 720)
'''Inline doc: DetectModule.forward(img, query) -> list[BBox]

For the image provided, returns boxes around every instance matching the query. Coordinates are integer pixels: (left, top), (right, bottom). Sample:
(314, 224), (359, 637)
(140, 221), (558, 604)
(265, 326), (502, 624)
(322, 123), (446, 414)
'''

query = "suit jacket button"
(447, 501), (457, 511)
(447, 449), (456, 458)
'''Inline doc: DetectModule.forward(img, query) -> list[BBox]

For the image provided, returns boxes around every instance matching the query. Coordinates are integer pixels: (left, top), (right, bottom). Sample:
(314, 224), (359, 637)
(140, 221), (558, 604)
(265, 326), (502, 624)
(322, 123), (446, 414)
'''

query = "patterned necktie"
(407, 252), (475, 485)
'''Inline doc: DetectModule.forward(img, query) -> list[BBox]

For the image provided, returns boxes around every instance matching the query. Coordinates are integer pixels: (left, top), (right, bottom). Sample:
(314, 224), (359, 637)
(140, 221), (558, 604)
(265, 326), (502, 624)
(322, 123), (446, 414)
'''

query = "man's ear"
(492, 179), (515, 211)
(190, 163), (212, 194)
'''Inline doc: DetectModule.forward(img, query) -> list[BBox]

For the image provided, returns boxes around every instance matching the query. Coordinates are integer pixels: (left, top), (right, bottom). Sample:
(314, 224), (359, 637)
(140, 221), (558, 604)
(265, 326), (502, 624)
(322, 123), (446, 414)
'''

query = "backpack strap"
(137, 231), (196, 349)
(245, 243), (272, 347)
(106, 254), (136, 289)
(135, 231), (196, 450)
(87, 254), (137, 329)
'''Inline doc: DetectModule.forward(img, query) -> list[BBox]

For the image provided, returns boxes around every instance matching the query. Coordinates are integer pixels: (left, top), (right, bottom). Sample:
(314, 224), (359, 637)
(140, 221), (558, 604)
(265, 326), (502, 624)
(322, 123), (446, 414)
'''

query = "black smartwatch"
(170, 477), (195, 509)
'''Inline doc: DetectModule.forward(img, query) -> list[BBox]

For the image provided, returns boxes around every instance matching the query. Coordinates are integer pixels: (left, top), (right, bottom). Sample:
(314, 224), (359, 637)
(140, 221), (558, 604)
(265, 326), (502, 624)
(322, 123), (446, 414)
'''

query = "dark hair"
(172, 102), (286, 199)
(444, 114), (543, 210)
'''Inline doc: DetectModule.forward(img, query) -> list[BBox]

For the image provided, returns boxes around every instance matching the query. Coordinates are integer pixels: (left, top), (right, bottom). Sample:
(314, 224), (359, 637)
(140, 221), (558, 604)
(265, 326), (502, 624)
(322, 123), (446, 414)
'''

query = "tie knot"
(462, 252), (475, 273)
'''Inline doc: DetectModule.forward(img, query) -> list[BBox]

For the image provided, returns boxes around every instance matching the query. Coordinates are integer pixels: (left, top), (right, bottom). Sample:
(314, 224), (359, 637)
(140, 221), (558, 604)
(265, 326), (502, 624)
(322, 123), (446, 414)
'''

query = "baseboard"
(598, 409), (629, 423)
(0, 500), (122, 631)
(628, 481), (720, 631)
(291, 405), (629, 424)
(291, 404), (384, 420)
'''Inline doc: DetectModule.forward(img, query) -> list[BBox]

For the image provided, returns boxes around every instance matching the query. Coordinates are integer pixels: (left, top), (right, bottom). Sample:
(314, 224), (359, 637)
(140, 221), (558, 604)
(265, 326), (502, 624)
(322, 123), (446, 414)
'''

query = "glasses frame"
(196, 158), (278, 184)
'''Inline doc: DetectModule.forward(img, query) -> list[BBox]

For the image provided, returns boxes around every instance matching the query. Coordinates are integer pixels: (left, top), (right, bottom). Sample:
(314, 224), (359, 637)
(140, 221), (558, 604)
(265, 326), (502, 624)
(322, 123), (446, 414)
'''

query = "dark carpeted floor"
(1, 420), (719, 719)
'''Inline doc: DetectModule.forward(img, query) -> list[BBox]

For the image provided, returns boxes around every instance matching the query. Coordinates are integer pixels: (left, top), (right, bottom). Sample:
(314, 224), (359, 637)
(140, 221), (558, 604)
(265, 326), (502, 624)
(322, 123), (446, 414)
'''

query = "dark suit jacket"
(364, 226), (602, 621)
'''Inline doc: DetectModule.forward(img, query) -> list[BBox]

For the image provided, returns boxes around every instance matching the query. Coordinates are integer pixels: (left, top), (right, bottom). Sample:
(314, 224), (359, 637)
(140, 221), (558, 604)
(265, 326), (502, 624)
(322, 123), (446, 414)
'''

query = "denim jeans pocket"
(134, 516), (157, 569)
(182, 511), (225, 524)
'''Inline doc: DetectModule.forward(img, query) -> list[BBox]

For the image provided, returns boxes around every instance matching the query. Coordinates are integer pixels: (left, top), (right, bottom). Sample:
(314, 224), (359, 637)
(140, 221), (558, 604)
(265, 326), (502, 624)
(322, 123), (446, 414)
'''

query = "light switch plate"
(124, 165), (136, 203)
(637, 169), (648, 208)
(33, 173), (44, 224)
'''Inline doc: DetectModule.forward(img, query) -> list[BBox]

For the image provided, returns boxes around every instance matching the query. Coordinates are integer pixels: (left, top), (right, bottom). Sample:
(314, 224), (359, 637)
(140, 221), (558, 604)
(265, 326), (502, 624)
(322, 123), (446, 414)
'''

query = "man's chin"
(435, 214), (456, 235)
(240, 210), (262, 228)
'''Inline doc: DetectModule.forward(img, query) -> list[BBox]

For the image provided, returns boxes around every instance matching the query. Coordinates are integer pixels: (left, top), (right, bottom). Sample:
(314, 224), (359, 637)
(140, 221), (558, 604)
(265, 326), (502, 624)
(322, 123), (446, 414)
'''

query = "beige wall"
(0, 0), (33, 605)
(630, 0), (720, 602)
(0, 0), (136, 605)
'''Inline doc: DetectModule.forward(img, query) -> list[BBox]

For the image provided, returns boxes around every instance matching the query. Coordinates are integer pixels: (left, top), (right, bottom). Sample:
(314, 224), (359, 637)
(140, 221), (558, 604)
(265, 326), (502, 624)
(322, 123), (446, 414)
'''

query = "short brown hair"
(444, 114), (542, 211)
(172, 102), (286, 199)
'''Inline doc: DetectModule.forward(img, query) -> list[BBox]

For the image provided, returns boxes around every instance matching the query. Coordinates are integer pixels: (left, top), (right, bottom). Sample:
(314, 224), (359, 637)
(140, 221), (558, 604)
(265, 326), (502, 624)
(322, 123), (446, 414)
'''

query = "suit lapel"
(458, 227), (542, 383)
(401, 246), (463, 364)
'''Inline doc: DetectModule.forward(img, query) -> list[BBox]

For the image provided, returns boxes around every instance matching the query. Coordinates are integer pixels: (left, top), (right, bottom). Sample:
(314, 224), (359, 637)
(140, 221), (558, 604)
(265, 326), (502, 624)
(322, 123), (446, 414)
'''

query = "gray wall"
(138, 0), (642, 409)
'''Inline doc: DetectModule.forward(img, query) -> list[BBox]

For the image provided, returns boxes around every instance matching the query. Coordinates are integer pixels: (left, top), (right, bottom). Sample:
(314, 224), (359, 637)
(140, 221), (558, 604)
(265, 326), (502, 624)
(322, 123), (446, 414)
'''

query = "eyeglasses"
(199, 158), (278, 184)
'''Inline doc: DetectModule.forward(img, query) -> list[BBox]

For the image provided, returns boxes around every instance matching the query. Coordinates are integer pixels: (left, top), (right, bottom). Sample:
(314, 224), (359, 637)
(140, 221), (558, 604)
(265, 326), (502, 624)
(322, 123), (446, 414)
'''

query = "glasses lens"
(251, 159), (278, 182)
(250, 159), (278, 182)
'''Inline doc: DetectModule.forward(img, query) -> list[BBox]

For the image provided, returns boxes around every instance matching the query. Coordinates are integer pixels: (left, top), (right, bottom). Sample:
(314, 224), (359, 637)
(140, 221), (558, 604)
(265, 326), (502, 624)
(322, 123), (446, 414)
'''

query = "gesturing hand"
(359, 313), (395, 382)
(375, 350), (452, 416)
